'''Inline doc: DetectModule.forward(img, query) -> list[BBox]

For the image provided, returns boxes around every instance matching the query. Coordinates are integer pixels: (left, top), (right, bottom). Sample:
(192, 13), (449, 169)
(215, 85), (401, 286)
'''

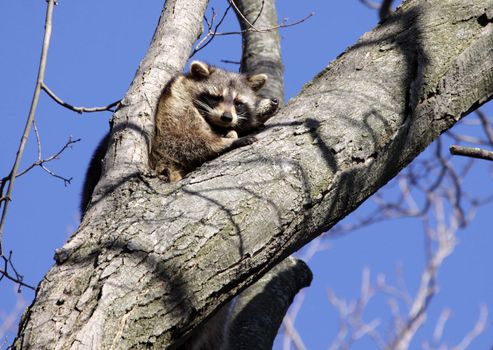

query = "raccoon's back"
(150, 104), (225, 176)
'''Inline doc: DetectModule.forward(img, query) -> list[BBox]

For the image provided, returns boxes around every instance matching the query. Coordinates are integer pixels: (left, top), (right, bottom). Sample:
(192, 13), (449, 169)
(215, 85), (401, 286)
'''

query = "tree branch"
(450, 144), (493, 161)
(88, 0), (210, 214)
(210, 2), (307, 348)
(41, 83), (120, 114)
(14, 1), (493, 348)
(226, 257), (312, 349)
(0, 252), (35, 291)
(0, 0), (55, 256)
(234, 0), (285, 104)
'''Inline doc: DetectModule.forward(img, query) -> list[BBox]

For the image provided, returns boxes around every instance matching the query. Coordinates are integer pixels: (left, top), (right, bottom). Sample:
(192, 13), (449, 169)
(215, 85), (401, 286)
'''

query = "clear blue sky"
(1, 1), (492, 349)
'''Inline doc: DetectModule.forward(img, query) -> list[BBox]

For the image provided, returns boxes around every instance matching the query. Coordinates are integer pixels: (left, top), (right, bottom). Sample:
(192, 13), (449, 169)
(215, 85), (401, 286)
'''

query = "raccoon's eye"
(234, 100), (244, 108)
(208, 94), (222, 102)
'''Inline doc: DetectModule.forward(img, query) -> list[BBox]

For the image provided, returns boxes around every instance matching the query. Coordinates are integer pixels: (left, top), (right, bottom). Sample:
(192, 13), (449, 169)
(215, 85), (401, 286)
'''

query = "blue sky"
(1, 1), (492, 349)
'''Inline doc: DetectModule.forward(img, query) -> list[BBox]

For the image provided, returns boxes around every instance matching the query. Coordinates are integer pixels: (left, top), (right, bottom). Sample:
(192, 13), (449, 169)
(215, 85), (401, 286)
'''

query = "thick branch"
(226, 257), (312, 349)
(14, 1), (493, 349)
(14, 0), (209, 347)
(234, 0), (285, 104)
(222, 2), (303, 348)
(88, 0), (210, 214)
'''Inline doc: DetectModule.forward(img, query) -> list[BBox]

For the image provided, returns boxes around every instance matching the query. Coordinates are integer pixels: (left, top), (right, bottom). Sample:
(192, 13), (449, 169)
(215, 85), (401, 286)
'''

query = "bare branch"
(450, 145), (493, 161)
(327, 268), (384, 350)
(2, 136), (81, 185)
(228, 0), (262, 32)
(432, 308), (451, 344)
(446, 130), (490, 146)
(283, 293), (306, 350)
(281, 239), (330, 350)
(220, 59), (241, 65)
(0, 0), (56, 256)
(190, 3), (313, 60)
(15, 1), (493, 347)
(453, 305), (488, 350)
(33, 120), (42, 161)
(41, 83), (120, 114)
(226, 258), (312, 350)
(190, 4), (233, 57)
(391, 199), (457, 350)
(476, 109), (493, 145)
(219, 12), (314, 35)
(0, 252), (35, 291)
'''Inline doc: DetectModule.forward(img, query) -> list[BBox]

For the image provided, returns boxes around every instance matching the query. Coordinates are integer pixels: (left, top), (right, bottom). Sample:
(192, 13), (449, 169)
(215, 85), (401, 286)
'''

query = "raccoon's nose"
(221, 113), (233, 123)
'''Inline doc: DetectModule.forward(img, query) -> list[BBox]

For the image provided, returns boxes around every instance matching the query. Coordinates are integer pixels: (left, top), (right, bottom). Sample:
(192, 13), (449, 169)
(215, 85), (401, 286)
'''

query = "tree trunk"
(14, 0), (493, 349)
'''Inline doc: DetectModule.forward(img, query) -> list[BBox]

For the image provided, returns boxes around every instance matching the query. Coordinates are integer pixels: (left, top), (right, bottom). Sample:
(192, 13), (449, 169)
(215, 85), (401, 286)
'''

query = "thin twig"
(229, 0), (260, 32)
(220, 59), (241, 65)
(190, 4), (233, 57)
(190, 6), (314, 57)
(476, 109), (493, 145)
(0, 0), (56, 256)
(391, 199), (456, 350)
(251, 0), (265, 25)
(282, 312), (307, 350)
(446, 130), (489, 146)
(1, 137), (80, 184)
(452, 305), (488, 350)
(33, 120), (42, 160)
(217, 12), (315, 35)
(435, 140), (466, 227)
(0, 252), (35, 291)
(432, 308), (451, 343)
(41, 83), (120, 113)
(327, 268), (383, 350)
(450, 145), (493, 161)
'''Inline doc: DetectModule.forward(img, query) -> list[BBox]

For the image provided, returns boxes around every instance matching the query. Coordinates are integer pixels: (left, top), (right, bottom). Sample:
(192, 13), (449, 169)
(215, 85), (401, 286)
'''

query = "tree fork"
(14, 0), (493, 348)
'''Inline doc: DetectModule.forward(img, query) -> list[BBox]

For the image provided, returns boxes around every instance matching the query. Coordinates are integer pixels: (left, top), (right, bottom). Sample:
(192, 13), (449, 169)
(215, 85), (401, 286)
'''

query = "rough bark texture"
(226, 257), (312, 349)
(222, 1), (309, 348)
(234, 0), (285, 104)
(15, 0), (209, 348)
(89, 0), (208, 213)
(15, 0), (493, 349)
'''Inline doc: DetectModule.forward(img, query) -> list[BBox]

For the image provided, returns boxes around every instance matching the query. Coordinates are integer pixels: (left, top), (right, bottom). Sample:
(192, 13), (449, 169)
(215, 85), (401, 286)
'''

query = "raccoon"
(80, 61), (278, 215)
(148, 61), (279, 182)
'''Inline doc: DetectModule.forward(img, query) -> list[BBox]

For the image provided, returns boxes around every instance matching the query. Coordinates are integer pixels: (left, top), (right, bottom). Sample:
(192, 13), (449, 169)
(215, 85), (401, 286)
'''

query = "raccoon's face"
(194, 87), (248, 129)
(187, 61), (278, 130)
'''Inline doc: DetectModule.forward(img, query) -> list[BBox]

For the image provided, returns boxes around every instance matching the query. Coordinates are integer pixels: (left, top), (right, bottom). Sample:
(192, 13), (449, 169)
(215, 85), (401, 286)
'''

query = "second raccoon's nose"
(221, 113), (233, 123)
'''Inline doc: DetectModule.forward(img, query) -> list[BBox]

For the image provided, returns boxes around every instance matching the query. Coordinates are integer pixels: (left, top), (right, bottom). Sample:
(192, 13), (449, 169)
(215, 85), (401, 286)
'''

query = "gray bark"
(234, 0), (285, 104)
(226, 257), (312, 349)
(14, 0), (493, 349)
(223, 2), (307, 348)
(90, 0), (208, 213)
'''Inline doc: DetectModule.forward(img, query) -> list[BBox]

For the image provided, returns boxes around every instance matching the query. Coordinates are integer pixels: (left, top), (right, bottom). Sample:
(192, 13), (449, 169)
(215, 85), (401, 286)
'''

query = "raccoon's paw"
(256, 98), (279, 123)
(225, 130), (238, 139)
(233, 135), (257, 148)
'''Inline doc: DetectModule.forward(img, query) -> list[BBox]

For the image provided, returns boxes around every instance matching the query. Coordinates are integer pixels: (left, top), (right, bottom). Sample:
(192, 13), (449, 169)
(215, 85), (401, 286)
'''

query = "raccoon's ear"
(247, 74), (268, 91)
(190, 61), (211, 79)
